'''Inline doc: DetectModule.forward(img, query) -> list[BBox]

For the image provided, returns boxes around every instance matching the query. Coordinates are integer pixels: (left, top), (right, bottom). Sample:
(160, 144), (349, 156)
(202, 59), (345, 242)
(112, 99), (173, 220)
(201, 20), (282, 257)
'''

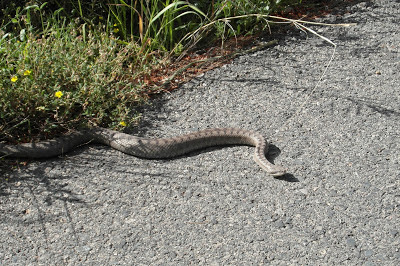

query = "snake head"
(269, 165), (287, 177)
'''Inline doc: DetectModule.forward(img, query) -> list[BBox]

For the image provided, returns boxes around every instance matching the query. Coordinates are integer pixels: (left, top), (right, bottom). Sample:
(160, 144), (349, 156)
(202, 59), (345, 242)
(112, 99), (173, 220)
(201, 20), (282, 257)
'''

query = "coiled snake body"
(0, 127), (286, 177)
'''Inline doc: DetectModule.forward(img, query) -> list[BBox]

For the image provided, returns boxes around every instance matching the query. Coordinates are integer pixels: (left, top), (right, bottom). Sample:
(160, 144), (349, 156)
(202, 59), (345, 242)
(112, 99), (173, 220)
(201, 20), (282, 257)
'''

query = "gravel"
(1, 0), (399, 265)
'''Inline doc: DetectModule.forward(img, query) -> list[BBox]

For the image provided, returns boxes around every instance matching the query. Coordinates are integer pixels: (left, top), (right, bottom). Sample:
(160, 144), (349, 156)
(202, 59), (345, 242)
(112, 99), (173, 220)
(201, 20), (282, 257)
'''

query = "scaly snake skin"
(0, 127), (287, 176)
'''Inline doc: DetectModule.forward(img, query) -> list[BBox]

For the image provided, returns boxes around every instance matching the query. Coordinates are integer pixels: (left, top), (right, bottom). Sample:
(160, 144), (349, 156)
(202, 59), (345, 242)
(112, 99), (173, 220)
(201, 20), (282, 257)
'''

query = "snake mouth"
(271, 172), (286, 177)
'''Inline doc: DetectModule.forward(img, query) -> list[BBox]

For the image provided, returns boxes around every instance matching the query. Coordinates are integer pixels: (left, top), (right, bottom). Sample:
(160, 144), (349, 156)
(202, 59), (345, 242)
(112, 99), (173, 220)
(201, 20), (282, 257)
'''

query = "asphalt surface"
(1, 0), (399, 265)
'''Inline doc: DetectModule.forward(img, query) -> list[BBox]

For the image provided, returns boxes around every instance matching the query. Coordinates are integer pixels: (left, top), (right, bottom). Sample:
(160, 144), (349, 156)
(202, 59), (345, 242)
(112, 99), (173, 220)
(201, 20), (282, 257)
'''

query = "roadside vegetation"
(0, 0), (303, 143)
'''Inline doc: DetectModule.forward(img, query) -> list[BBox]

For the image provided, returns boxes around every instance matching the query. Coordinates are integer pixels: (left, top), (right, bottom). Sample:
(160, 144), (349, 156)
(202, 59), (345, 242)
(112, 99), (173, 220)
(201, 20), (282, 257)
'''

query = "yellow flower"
(24, 70), (32, 76)
(54, 91), (63, 98)
(114, 23), (117, 27)
(119, 121), (126, 127)
(113, 28), (119, 33)
(11, 76), (18, 82)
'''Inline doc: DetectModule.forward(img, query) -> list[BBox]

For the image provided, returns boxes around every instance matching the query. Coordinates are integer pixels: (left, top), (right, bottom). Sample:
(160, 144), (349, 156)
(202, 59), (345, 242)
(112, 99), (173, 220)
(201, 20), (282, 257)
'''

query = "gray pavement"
(1, 0), (399, 264)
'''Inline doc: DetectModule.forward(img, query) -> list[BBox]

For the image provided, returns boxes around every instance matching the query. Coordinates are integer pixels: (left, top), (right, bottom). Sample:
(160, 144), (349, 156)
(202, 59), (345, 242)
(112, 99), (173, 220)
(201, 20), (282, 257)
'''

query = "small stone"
(364, 249), (373, 257)
(209, 216), (218, 225)
(184, 189), (193, 199)
(346, 237), (357, 248)
(299, 188), (308, 196)
(168, 251), (177, 259)
(275, 220), (285, 229)
(389, 229), (398, 237)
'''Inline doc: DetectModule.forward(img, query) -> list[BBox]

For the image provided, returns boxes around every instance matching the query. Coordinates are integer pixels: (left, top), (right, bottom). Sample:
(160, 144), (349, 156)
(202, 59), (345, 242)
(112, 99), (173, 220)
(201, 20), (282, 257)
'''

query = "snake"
(0, 127), (287, 177)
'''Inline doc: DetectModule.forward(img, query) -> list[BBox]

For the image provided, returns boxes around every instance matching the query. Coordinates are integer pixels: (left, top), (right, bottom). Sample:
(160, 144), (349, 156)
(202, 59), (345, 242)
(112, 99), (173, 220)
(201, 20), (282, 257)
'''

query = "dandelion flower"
(11, 76), (18, 82)
(55, 91), (63, 98)
(119, 121), (126, 127)
(24, 70), (32, 76)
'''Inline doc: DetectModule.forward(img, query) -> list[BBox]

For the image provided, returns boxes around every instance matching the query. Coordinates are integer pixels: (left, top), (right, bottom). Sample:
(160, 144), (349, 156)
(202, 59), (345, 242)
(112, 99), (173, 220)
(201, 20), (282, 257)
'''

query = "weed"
(0, 19), (148, 142)
(0, 0), (302, 143)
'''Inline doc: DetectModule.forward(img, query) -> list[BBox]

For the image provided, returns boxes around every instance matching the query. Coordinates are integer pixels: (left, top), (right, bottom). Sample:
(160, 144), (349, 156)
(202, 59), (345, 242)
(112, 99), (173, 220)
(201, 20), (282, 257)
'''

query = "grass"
(0, 0), (303, 144)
